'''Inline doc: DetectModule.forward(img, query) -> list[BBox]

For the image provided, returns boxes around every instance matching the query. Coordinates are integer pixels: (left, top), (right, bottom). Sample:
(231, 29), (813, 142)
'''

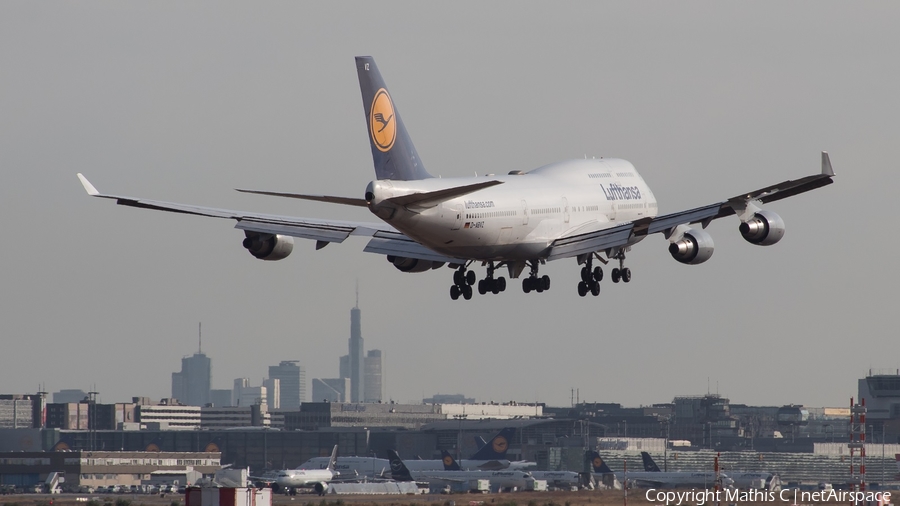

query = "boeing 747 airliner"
(77, 57), (835, 299)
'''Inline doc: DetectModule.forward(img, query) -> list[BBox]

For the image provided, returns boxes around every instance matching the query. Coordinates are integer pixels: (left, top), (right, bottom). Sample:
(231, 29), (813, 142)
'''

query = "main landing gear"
(522, 261), (550, 294)
(577, 257), (603, 297)
(450, 265), (475, 300)
(576, 251), (632, 297)
(478, 262), (507, 295)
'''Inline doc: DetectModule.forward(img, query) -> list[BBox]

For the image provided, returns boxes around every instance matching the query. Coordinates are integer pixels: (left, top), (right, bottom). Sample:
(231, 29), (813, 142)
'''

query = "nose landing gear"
(610, 250), (631, 284)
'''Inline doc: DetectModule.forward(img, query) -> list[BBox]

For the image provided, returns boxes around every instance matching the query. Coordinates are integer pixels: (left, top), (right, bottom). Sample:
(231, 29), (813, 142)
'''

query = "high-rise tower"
(348, 297), (365, 403)
(172, 329), (211, 407)
(268, 361), (305, 408)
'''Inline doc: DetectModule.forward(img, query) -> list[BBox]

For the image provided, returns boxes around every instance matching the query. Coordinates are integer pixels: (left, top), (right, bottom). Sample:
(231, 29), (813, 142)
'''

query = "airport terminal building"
(0, 451), (220, 490)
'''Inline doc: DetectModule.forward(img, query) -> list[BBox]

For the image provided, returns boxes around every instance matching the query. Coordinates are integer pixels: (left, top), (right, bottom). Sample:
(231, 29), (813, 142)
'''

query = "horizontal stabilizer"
(386, 180), (503, 208)
(236, 189), (368, 207)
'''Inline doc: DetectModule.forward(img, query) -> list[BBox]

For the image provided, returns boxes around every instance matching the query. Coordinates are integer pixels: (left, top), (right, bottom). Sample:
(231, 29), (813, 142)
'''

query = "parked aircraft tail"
(641, 451), (662, 472)
(387, 450), (414, 482)
(470, 427), (515, 460)
(440, 450), (462, 471)
(587, 451), (615, 474)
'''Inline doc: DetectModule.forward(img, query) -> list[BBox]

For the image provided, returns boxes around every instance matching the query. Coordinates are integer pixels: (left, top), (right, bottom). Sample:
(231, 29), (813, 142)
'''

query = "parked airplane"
(389, 449), (532, 491)
(269, 445), (338, 495)
(297, 456), (390, 480)
(641, 451), (779, 490)
(77, 57), (835, 300)
(299, 428), (517, 474)
(589, 451), (730, 488)
(442, 450), (579, 490)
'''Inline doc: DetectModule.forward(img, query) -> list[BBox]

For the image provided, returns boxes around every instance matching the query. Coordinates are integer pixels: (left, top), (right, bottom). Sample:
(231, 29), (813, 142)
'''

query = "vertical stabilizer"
(470, 427), (515, 460)
(641, 452), (661, 472)
(387, 450), (414, 481)
(356, 56), (432, 181)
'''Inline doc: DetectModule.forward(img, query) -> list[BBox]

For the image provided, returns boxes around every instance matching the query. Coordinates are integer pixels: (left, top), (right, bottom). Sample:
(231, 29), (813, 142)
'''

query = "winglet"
(76, 173), (99, 196)
(821, 151), (834, 177)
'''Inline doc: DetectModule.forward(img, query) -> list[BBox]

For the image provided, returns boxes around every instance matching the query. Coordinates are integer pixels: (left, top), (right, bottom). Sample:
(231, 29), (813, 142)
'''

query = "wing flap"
(546, 223), (635, 261)
(364, 231), (467, 264)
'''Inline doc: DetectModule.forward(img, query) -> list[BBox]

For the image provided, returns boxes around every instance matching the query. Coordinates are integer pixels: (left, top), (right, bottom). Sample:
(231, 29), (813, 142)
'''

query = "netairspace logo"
(645, 488), (891, 505)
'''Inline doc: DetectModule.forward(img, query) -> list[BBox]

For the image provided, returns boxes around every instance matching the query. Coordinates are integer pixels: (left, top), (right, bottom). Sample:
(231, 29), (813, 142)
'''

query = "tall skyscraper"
(268, 361), (305, 409)
(364, 350), (383, 403)
(171, 326), (212, 407)
(348, 304), (365, 402)
(171, 352), (211, 406)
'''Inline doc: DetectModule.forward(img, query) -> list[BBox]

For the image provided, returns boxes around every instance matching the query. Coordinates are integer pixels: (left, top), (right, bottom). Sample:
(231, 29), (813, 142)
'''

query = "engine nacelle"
(386, 255), (445, 273)
(669, 228), (715, 265)
(242, 232), (294, 260)
(739, 210), (785, 246)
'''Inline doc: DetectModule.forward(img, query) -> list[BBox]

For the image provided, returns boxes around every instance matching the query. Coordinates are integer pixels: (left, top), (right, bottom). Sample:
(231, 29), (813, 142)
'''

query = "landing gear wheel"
(462, 284), (473, 300)
(453, 270), (464, 286)
(523, 278), (532, 293)
(593, 266), (603, 282)
(621, 268), (631, 283)
(466, 270), (476, 285)
(541, 275), (550, 290)
(497, 277), (506, 292)
(581, 267), (592, 284)
(450, 285), (460, 300)
(611, 267), (621, 283)
(577, 281), (588, 297)
(590, 280), (601, 296)
(477, 279), (487, 295)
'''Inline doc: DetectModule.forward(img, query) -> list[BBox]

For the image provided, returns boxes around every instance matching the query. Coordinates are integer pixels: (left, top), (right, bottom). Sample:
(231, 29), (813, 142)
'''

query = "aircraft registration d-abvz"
(78, 57), (835, 300)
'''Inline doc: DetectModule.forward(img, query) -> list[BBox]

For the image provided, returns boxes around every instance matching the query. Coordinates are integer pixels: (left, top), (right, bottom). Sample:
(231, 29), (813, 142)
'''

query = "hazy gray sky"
(1, 2), (896, 408)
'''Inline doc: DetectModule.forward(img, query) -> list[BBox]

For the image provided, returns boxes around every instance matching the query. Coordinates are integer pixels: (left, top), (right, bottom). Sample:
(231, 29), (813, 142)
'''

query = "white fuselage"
(299, 456), (390, 479)
(598, 471), (729, 488)
(409, 469), (532, 490)
(529, 470), (582, 488)
(367, 158), (658, 261)
(275, 468), (334, 489)
(299, 456), (511, 476)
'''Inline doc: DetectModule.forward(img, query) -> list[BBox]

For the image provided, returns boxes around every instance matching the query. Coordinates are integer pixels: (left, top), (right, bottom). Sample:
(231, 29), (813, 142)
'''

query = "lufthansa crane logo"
(492, 435), (509, 454)
(370, 88), (396, 152)
(204, 442), (220, 453)
(593, 456), (603, 469)
(443, 455), (454, 467)
(146, 443), (161, 452)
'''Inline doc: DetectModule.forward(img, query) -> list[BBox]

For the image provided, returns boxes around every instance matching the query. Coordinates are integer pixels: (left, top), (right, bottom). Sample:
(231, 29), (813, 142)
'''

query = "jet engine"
(387, 255), (445, 273)
(739, 210), (785, 246)
(242, 231), (294, 260)
(669, 228), (715, 265)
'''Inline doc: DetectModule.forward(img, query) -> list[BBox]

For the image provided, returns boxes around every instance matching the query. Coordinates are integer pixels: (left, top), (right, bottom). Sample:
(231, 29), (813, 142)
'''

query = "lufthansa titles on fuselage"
(601, 183), (641, 201)
(465, 200), (495, 209)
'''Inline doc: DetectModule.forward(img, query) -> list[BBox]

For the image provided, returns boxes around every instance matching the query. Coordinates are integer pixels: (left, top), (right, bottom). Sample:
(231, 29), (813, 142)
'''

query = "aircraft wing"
(76, 174), (465, 264)
(546, 152), (834, 260)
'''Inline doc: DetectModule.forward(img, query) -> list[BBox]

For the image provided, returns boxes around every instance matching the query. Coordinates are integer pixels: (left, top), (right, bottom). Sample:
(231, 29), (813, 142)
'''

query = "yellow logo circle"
(146, 443), (161, 452)
(204, 442), (220, 453)
(370, 88), (396, 152)
(492, 436), (509, 454)
(593, 457), (603, 469)
(443, 455), (454, 466)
